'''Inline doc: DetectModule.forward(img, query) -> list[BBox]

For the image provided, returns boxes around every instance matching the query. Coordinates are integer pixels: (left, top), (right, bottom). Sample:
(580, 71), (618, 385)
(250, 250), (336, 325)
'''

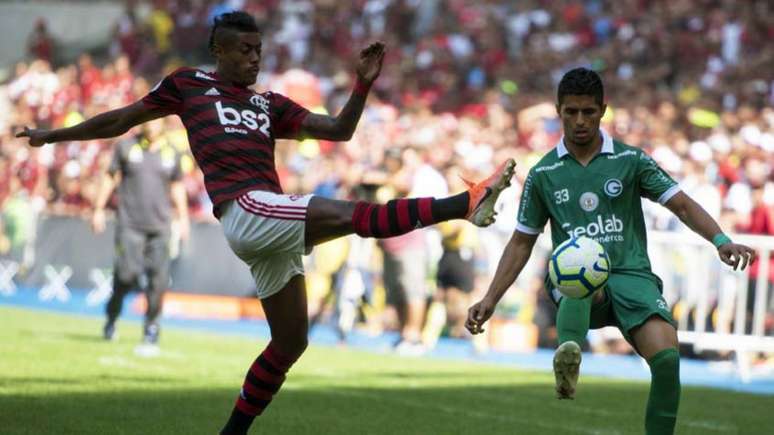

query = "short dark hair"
(557, 68), (604, 106)
(208, 11), (260, 50)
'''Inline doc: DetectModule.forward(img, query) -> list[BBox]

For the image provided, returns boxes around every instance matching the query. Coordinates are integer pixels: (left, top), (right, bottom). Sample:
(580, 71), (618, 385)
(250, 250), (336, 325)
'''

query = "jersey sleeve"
(636, 151), (681, 204)
(268, 92), (310, 139)
(515, 169), (549, 234)
(141, 68), (185, 114)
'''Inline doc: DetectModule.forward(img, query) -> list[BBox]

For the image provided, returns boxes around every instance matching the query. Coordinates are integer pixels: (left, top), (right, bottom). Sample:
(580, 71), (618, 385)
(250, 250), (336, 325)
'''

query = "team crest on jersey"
(604, 179), (623, 197)
(579, 192), (599, 212)
(249, 95), (270, 113)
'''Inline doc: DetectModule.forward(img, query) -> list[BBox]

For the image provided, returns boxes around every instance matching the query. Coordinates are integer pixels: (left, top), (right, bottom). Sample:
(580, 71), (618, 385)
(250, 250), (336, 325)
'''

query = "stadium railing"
(648, 230), (774, 381)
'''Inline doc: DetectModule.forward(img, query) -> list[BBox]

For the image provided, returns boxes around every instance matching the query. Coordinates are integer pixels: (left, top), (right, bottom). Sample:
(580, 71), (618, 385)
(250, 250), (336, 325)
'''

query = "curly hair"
(557, 68), (604, 106)
(208, 11), (260, 51)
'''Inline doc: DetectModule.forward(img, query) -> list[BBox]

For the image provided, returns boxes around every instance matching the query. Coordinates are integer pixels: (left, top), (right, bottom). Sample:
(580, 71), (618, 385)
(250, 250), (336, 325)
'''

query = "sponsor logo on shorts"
(656, 298), (667, 311)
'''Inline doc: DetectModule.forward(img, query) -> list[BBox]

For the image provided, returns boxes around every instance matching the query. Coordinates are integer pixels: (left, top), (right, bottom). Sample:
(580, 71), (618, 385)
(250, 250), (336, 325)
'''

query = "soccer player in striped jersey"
(17, 11), (515, 435)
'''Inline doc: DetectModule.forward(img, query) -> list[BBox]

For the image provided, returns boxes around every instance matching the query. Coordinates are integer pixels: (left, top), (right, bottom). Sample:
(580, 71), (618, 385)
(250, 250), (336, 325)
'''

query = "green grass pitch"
(0, 306), (770, 434)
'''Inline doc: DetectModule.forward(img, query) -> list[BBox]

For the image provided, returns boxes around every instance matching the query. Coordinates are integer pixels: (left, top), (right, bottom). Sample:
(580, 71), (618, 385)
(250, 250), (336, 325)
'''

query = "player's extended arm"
(665, 190), (756, 270)
(15, 101), (171, 147)
(299, 42), (385, 141)
(91, 172), (120, 234)
(466, 231), (539, 334)
(171, 181), (190, 241)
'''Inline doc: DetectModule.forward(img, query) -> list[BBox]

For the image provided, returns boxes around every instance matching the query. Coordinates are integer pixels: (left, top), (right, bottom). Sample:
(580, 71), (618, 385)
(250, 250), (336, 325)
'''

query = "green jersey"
(516, 130), (680, 281)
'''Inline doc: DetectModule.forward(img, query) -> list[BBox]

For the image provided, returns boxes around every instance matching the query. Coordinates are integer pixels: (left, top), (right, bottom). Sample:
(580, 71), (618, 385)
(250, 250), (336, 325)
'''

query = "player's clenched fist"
(466, 297), (496, 335)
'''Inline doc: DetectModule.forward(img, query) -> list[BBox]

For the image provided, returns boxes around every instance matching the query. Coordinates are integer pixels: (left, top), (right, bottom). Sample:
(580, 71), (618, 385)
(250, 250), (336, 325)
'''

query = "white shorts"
(220, 190), (313, 299)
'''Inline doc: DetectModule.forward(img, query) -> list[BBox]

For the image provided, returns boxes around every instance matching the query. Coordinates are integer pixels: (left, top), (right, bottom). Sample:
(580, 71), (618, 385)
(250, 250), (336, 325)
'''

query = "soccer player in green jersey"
(465, 68), (756, 435)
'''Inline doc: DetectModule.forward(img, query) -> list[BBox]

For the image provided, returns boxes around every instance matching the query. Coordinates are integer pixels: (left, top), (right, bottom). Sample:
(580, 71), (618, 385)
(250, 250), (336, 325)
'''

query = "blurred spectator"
(27, 18), (54, 64)
(423, 168), (477, 348)
(380, 231), (429, 354)
(376, 152), (431, 355)
(1, 0), (773, 356)
(1, 174), (36, 261)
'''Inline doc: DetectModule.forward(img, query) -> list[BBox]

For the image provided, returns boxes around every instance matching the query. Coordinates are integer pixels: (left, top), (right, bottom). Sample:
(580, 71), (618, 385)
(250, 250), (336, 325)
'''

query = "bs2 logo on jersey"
(216, 101), (271, 136)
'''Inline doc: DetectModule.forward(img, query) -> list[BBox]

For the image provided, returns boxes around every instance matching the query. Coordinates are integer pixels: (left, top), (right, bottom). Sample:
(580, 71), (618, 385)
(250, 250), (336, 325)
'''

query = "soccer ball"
(548, 236), (610, 299)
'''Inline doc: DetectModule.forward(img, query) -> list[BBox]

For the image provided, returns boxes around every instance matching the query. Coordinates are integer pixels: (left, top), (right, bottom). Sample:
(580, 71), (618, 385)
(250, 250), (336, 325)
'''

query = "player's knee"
(296, 336), (309, 355)
(290, 333), (309, 359)
(285, 337), (308, 361)
(660, 350), (679, 368)
(274, 331), (308, 360)
(647, 348), (680, 377)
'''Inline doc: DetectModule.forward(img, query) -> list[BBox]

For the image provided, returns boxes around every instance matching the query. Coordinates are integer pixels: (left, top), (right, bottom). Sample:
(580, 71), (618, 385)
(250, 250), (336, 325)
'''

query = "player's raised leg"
(304, 158), (516, 247)
(220, 275), (308, 435)
(631, 316), (680, 435)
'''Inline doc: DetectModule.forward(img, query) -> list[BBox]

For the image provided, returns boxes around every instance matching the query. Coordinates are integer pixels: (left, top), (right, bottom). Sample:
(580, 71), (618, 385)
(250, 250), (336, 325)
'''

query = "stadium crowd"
(1, 0), (772, 354)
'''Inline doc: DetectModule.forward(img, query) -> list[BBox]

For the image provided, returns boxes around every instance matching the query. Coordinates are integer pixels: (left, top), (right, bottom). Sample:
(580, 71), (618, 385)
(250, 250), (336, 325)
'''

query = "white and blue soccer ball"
(548, 236), (610, 299)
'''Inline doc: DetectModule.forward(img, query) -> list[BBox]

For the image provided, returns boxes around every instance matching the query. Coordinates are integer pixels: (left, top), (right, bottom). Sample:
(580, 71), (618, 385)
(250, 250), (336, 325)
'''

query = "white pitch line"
(680, 420), (738, 433)
(297, 368), (740, 433)
(97, 355), (139, 368)
(463, 386), (740, 432)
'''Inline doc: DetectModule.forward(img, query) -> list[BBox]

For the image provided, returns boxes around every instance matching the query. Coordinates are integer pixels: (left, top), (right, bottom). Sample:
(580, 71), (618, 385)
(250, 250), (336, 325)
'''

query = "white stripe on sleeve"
(515, 222), (542, 235)
(657, 185), (682, 205)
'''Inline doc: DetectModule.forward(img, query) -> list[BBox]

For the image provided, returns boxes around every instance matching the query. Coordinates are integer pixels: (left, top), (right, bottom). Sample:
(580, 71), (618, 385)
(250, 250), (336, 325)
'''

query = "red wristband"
(354, 78), (371, 96)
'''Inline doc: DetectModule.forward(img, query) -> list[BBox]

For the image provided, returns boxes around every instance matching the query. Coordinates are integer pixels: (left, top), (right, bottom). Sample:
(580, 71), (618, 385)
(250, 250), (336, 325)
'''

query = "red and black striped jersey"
(141, 67), (310, 217)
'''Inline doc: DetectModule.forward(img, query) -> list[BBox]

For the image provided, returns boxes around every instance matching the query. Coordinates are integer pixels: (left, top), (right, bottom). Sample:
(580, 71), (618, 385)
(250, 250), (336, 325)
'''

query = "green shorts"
(547, 272), (676, 343)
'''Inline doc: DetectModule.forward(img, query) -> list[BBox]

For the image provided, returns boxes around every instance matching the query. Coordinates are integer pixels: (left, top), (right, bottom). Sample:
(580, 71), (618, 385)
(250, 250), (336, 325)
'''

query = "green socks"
(645, 348), (681, 435)
(557, 296), (592, 345)
(557, 295), (680, 434)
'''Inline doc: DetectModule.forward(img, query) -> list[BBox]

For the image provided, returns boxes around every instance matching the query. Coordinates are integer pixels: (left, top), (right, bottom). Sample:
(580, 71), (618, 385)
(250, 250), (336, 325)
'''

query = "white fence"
(648, 231), (774, 380)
